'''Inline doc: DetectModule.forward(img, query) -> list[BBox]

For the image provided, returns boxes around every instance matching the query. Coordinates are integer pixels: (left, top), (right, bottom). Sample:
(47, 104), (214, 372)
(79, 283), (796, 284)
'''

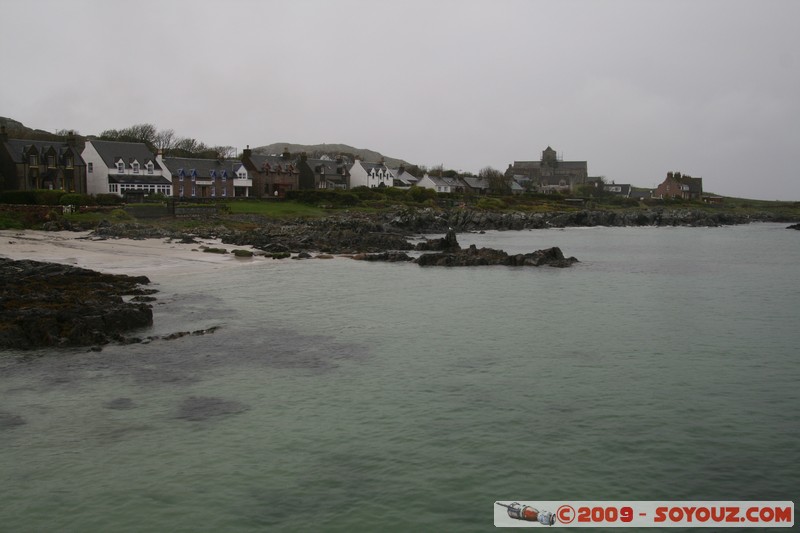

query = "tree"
(480, 166), (511, 195)
(153, 128), (176, 151)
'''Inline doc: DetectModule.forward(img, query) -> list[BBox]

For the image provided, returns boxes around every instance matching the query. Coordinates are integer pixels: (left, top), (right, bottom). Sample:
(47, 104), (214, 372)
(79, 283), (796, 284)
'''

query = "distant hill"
(0, 117), (66, 141)
(253, 142), (411, 168)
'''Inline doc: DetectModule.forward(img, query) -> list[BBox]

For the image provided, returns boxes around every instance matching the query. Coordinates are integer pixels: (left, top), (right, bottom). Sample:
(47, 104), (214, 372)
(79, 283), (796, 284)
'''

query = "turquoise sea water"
(1, 223), (798, 531)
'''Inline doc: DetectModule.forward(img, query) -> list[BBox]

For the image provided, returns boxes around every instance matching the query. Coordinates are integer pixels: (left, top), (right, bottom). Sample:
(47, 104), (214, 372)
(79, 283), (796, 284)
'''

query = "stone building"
(655, 171), (703, 200)
(0, 127), (87, 193)
(506, 146), (588, 193)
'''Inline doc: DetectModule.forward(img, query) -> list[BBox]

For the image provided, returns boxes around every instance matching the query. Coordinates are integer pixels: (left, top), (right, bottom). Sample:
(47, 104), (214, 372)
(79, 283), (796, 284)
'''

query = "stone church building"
(506, 146), (588, 193)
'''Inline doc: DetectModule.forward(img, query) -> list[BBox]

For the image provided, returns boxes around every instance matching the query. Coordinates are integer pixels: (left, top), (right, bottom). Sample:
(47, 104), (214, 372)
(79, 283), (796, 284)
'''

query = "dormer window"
(47, 155), (56, 168)
(117, 161), (125, 173)
(132, 161), (140, 174)
(221, 170), (228, 181)
(210, 170), (217, 179)
(146, 162), (154, 174)
(66, 156), (74, 169)
(29, 154), (39, 166)
(190, 169), (197, 181)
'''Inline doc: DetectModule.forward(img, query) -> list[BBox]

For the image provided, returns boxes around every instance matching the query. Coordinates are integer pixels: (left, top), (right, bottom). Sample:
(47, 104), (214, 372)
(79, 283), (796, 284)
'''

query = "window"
(88, 162), (93, 173)
(211, 186), (216, 197)
(117, 161), (125, 173)
(66, 156), (74, 169)
(179, 185), (184, 197)
(48, 155), (56, 168)
(191, 185), (196, 197)
(147, 162), (154, 174)
(132, 162), (140, 174)
(29, 154), (39, 166)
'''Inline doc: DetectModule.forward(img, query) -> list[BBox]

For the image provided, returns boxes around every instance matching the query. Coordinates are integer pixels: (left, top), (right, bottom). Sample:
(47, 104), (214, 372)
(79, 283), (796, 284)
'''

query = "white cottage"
(82, 140), (171, 197)
(349, 159), (394, 188)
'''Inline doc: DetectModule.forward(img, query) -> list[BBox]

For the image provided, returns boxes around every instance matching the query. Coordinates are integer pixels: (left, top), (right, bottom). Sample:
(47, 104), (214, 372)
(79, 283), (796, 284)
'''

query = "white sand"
(0, 230), (267, 277)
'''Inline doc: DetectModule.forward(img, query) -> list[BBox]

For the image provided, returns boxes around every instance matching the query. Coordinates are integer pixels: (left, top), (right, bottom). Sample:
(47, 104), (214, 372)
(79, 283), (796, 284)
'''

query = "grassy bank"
(2, 189), (800, 231)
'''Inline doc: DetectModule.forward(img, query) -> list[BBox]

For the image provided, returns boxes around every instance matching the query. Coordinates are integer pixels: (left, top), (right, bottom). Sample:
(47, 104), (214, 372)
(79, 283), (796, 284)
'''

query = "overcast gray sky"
(2, 0), (798, 199)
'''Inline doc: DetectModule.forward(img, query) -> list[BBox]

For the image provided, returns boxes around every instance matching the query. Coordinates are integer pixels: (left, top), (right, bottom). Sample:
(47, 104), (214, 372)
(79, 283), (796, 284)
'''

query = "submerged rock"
(176, 396), (249, 421)
(104, 398), (136, 410)
(0, 412), (26, 429)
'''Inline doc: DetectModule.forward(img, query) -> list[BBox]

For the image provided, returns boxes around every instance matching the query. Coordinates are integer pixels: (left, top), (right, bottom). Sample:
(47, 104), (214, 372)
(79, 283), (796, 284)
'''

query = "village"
(1, 125), (706, 204)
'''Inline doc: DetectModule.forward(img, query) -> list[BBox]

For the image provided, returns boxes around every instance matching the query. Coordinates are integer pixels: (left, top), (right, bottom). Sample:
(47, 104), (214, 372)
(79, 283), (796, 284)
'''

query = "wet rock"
(415, 228), (461, 251)
(351, 252), (414, 262)
(0, 258), (154, 350)
(417, 244), (578, 268)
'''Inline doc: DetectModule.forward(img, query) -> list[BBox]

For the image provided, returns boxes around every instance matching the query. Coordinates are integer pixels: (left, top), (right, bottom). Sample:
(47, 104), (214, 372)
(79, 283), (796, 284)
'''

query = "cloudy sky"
(3, 0), (798, 199)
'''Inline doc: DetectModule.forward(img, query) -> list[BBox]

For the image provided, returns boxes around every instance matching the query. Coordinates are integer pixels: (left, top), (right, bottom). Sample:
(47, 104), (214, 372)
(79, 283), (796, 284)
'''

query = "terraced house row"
(1, 128), (702, 200)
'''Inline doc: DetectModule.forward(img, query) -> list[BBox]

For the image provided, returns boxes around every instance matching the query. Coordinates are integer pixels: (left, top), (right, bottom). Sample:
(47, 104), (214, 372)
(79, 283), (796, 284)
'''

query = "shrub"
(59, 193), (96, 206)
(476, 197), (507, 210)
(95, 193), (124, 205)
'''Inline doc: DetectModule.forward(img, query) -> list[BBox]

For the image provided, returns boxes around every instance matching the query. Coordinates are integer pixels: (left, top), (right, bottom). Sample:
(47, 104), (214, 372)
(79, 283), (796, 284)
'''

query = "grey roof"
(422, 175), (465, 189)
(162, 157), (241, 178)
(308, 158), (347, 176)
(3, 139), (84, 165)
(462, 177), (490, 190)
(390, 167), (418, 186)
(108, 175), (172, 185)
(358, 161), (390, 173)
(87, 140), (162, 170)
(248, 154), (298, 172)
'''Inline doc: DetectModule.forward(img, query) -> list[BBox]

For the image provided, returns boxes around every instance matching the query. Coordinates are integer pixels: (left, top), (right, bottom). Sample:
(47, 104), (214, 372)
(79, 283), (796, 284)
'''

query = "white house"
(349, 159), (394, 188)
(82, 140), (171, 197)
(416, 174), (466, 193)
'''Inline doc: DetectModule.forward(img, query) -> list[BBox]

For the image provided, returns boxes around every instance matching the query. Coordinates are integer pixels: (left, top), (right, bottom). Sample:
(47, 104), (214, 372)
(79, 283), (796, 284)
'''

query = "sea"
(1, 223), (798, 532)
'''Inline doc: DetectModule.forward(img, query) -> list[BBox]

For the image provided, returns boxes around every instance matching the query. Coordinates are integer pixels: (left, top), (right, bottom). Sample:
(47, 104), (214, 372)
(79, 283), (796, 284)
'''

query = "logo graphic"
(496, 502), (556, 526)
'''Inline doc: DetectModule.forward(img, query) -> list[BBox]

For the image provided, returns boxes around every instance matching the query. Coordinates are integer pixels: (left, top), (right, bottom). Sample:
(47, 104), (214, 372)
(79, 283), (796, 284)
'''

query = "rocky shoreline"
(0, 258), (155, 350)
(4, 206), (795, 350)
(83, 206), (799, 257)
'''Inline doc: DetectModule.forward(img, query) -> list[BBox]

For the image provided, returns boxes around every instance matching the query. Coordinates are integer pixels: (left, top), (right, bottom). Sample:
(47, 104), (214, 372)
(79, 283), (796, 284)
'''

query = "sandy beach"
(0, 229), (265, 277)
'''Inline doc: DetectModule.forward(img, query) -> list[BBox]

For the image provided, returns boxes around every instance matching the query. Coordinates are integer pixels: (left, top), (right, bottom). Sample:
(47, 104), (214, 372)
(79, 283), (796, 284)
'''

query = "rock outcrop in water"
(416, 244), (578, 267)
(0, 258), (155, 350)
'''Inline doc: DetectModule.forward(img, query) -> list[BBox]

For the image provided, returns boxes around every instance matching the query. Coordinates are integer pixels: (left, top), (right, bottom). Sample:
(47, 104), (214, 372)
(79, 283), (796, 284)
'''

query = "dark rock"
(0, 258), (154, 350)
(417, 245), (578, 268)
(232, 249), (254, 257)
(415, 228), (461, 251)
(351, 252), (414, 262)
(787, 223), (800, 230)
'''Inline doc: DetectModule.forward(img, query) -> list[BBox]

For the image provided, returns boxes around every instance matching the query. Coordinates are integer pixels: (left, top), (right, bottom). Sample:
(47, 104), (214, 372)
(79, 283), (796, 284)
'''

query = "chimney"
(242, 145), (252, 159)
(282, 147), (291, 160)
(66, 130), (76, 146)
(0, 125), (7, 142)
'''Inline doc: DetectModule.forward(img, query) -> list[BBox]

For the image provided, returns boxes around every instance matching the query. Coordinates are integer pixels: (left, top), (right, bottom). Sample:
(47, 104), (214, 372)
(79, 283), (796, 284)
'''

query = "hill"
(0, 117), (67, 141)
(253, 142), (411, 168)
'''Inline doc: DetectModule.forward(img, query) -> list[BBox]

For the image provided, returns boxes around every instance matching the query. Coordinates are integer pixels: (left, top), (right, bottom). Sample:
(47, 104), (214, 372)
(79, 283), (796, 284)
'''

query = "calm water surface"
(2, 223), (798, 531)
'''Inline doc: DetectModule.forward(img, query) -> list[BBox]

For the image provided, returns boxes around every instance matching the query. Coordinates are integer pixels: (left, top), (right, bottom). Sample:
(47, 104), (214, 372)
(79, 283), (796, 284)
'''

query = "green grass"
(223, 200), (328, 218)
(0, 212), (26, 229)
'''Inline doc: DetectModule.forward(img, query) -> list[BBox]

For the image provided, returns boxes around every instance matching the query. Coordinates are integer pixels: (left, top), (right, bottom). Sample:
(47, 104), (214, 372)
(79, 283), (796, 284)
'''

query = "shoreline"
(0, 229), (276, 277)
